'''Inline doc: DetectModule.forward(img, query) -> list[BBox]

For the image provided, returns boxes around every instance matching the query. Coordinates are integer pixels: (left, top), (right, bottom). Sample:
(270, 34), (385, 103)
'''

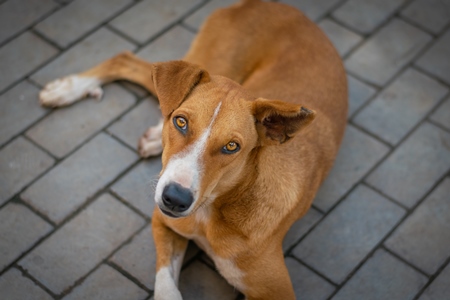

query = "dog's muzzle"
(160, 182), (194, 217)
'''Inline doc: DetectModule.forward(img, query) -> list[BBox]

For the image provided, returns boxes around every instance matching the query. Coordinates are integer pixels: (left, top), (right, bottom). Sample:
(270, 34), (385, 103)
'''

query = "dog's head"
(152, 61), (315, 218)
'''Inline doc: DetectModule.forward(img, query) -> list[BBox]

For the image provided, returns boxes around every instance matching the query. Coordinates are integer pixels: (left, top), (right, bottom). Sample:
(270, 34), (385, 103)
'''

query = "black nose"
(162, 183), (194, 212)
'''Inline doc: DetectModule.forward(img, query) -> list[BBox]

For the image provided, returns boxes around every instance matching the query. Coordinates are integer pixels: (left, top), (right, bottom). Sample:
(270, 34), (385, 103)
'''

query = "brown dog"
(39, 0), (347, 298)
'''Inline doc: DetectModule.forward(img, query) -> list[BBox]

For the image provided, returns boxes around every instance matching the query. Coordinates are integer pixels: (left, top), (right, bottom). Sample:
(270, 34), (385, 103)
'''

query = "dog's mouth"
(159, 207), (183, 218)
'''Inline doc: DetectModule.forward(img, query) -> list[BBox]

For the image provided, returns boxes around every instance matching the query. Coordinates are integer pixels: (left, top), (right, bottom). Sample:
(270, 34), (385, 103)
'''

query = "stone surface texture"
(26, 84), (136, 158)
(63, 264), (148, 300)
(345, 19), (432, 86)
(34, 0), (132, 48)
(0, 0), (57, 45)
(0, 0), (449, 299)
(0, 137), (54, 205)
(19, 194), (145, 294)
(293, 185), (405, 284)
(332, 0), (407, 34)
(367, 123), (450, 208)
(21, 133), (138, 223)
(0, 81), (48, 147)
(0, 268), (53, 300)
(353, 68), (448, 145)
(110, 225), (156, 289)
(0, 32), (58, 91)
(0, 203), (52, 272)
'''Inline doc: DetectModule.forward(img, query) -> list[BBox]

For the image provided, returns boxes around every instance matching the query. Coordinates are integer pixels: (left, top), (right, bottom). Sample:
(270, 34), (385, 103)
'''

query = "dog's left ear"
(252, 98), (316, 145)
(152, 61), (210, 116)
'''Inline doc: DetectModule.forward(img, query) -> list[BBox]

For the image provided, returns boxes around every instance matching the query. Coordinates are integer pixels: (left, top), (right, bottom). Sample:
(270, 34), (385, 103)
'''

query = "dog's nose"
(162, 183), (194, 212)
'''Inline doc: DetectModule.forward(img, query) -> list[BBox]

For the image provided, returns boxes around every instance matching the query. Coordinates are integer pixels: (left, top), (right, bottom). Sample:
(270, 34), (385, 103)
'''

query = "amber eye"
(222, 142), (240, 154)
(174, 116), (187, 131)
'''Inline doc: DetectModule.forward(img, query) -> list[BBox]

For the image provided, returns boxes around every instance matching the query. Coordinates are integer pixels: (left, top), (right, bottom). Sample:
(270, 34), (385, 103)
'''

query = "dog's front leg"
(152, 211), (188, 300)
(39, 51), (156, 107)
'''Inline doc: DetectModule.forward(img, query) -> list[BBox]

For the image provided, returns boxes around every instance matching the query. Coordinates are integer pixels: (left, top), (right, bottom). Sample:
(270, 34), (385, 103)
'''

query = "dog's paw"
(154, 267), (183, 300)
(154, 289), (182, 300)
(39, 75), (103, 107)
(138, 120), (163, 158)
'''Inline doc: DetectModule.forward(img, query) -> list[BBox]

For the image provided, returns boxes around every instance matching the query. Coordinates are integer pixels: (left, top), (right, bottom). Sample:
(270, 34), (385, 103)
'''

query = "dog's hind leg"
(152, 211), (188, 300)
(39, 51), (156, 107)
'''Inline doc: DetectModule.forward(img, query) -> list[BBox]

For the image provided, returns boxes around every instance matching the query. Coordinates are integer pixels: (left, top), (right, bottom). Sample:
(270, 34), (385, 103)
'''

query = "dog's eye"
(174, 116), (187, 132)
(222, 142), (240, 154)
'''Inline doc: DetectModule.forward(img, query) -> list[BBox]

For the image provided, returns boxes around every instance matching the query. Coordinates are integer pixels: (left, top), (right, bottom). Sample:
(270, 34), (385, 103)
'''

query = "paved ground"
(1, 0), (450, 299)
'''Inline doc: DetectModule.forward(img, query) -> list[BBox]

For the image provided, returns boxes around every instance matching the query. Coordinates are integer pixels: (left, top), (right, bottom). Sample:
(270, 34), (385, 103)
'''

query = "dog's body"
(39, 0), (347, 299)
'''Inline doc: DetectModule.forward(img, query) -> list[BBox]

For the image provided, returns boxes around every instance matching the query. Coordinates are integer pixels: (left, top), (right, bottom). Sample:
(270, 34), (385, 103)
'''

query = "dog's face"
(152, 61), (315, 218)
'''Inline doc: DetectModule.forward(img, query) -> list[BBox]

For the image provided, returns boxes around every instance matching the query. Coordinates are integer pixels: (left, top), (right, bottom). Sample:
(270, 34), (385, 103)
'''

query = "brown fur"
(45, 0), (347, 298)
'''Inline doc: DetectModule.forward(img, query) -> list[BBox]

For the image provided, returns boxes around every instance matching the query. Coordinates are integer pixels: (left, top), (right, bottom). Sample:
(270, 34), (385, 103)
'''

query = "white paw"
(138, 120), (163, 158)
(154, 288), (182, 300)
(39, 75), (103, 107)
(154, 267), (183, 300)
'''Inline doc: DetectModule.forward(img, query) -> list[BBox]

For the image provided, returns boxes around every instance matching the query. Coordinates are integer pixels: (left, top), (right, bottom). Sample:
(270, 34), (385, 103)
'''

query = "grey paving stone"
(354, 68), (448, 145)
(19, 194), (145, 295)
(121, 81), (149, 98)
(282, 208), (322, 252)
(419, 263), (450, 300)
(0, 268), (52, 300)
(401, 0), (450, 34)
(385, 178), (450, 275)
(280, 0), (342, 21)
(26, 84), (135, 158)
(0, 203), (52, 272)
(35, 0), (132, 48)
(111, 158), (161, 217)
(184, 0), (236, 30)
(110, 225), (155, 289)
(318, 19), (363, 57)
(345, 19), (432, 86)
(430, 96), (450, 131)
(179, 260), (237, 300)
(0, 32), (58, 92)
(0, 137), (54, 205)
(416, 29), (450, 85)
(333, 249), (427, 300)
(293, 185), (405, 284)
(107, 98), (161, 150)
(0, 81), (48, 147)
(137, 26), (195, 62)
(347, 75), (377, 117)
(332, 0), (407, 34)
(31, 27), (135, 86)
(0, 0), (57, 44)
(21, 133), (138, 223)
(285, 257), (335, 300)
(313, 125), (390, 212)
(109, 0), (202, 44)
(63, 264), (148, 300)
(366, 122), (450, 208)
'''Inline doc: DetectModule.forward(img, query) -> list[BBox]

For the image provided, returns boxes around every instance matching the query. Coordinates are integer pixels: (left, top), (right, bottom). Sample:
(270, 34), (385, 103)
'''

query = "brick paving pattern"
(0, 0), (449, 299)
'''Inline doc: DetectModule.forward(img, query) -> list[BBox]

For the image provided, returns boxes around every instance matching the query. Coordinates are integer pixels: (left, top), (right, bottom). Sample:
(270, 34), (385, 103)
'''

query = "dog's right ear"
(152, 61), (210, 116)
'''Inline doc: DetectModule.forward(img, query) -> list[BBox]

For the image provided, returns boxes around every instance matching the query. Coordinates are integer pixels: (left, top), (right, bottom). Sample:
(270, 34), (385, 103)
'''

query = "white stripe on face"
(155, 102), (222, 214)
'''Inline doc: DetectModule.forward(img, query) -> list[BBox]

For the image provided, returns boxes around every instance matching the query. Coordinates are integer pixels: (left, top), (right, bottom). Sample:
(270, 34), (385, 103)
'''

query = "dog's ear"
(152, 61), (210, 116)
(252, 98), (316, 145)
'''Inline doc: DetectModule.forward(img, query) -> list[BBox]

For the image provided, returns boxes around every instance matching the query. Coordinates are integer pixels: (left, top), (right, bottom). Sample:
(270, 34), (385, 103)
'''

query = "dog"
(39, 0), (347, 298)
